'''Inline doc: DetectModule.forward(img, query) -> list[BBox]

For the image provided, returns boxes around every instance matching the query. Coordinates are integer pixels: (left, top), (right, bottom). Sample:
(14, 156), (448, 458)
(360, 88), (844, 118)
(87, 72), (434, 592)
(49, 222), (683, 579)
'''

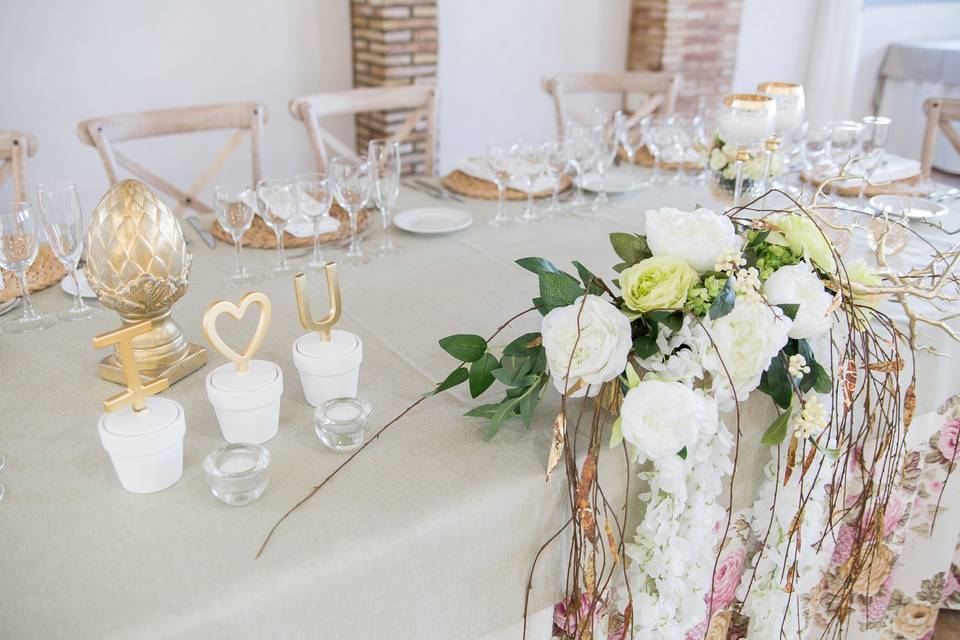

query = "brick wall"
(350, 0), (438, 175)
(628, 0), (743, 112)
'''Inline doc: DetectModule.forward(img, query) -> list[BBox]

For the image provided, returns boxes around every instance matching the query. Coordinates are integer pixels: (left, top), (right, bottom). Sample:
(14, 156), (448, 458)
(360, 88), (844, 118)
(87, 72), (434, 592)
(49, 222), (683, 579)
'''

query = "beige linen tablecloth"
(1, 182), (957, 639)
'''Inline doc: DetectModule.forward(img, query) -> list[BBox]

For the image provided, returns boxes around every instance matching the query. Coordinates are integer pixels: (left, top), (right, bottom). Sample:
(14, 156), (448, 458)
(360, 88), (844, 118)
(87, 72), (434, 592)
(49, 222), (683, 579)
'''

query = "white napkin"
(803, 153), (921, 186)
(281, 214), (341, 239)
(457, 156), (560, 193)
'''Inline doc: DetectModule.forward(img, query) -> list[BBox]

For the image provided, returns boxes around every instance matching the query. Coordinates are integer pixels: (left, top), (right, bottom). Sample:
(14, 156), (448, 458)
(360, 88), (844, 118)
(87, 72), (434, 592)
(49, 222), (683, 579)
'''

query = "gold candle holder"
(84, 179), (206, 385)
(293, 263), (341, 342)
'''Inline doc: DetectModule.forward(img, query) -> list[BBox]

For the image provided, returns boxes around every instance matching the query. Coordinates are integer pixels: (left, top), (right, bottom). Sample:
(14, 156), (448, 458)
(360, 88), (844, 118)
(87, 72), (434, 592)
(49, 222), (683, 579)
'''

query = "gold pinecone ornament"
(85, 179), (206, 385)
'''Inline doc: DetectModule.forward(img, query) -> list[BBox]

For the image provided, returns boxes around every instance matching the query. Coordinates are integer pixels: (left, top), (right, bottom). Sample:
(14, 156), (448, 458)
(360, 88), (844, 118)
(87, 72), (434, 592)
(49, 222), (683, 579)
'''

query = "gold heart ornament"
(202, 291), (272, 374)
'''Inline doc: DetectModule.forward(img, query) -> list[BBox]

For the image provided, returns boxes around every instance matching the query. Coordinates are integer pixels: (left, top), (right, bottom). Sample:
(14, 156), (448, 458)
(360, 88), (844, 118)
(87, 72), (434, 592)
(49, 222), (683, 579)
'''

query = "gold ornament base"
(97, 343), (207, 387)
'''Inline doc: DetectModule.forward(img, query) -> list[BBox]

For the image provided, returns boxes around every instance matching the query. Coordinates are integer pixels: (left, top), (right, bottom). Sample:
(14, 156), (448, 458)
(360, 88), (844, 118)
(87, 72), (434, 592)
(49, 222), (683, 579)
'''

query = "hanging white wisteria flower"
(793, 394), (828, 439)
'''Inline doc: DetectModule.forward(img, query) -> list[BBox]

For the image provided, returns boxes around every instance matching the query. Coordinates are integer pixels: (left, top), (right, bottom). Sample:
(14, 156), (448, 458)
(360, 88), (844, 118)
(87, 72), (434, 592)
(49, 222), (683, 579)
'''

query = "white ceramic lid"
(209, 359), (279, 393)
(296, 329), (359, 359)
(99, 397), (186, 458)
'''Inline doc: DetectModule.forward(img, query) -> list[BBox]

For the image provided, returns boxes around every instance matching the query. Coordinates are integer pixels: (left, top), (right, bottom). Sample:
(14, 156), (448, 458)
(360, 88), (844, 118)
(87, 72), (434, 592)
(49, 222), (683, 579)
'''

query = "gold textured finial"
(202, 291), (272, 374)
(293, 263), (341, 342)
(93, 320), (169, 413)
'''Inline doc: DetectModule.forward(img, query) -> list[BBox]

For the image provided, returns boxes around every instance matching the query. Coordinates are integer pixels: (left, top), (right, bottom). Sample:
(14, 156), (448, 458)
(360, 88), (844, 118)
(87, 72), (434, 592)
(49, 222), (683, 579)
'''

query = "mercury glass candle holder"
(315, 397), (372, 453)
(718, 94), (775, 205)
(203, 443), (271, 506)
(757, 82), (805, 139)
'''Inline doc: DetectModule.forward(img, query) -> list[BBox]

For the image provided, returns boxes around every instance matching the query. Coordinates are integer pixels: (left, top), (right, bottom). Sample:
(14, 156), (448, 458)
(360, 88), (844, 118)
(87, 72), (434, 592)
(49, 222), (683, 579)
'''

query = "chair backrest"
(0, 130), (38, 202)
(920, 97), (960, 180)
(289, 84), (438, 175)
(77, 102), (267, 215)
(541, 71), (682, 138)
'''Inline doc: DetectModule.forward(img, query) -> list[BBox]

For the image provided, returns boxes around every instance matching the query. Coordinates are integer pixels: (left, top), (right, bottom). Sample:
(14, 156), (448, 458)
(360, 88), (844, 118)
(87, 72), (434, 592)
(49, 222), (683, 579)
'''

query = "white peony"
(702, 297), (792, 406)
(644, 207), (740, 273)
(540, 295), (631, 398)
(763, 262), (835, 340)
(620, 380), (717, 460)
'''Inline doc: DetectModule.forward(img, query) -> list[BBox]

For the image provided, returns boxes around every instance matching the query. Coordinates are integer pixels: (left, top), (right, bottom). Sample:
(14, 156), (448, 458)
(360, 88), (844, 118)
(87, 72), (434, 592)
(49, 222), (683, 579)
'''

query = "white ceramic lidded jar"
(291, 264), (363, 407)
(98, 397), (186, 494)
(201, 291), (283, 444)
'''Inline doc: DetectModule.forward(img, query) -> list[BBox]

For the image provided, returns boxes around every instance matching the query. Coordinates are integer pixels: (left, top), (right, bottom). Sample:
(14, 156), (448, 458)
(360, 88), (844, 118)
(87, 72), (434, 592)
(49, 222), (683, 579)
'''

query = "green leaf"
(572, 260), (605, 296)
(708, 277), (736, 320)
(677, 446), (688, 460)
(811, 438), (842, 460)
(633, 335), (659, 359)
(625, 362), (642, 388)
(485, 397), (521, 440)
(747, 229), (770, 249)
(795, 339), (833, 394)
(492, 355), (534, 387)
(776, 303), (800, 321)
(464, 403), (500, 418)
(612, 262), (630, 274)
(610, 232), (651, 265)
(468, 353), (498, 398)
(503, 332), (541, 357)
(758, 354), (792, 409)
(530, 347), (547, 374)
(439, 334), (487, 362)
(761, 402), (793, 445)
(425, 367), (469, 396)
(538, 270), (585, 312)
(518, 378), (544, 428)
(516, 257), (559, 277)
(609, 416), (623, 449)
(648, 310), (683, 332)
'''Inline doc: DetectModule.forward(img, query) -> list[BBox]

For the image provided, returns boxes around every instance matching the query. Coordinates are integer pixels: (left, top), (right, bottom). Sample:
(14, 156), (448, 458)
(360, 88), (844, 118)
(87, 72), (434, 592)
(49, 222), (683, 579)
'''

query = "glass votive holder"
(202, 443), (271, 506)
(315, 397), (372, 453)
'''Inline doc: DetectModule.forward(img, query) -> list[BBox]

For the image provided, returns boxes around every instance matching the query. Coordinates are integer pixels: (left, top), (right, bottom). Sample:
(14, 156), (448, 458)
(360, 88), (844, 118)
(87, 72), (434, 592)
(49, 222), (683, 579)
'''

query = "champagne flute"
(514, 142), (544, 223)
(541, 140), (568, 216)
(367, 140), (401, 256)
(295, 173), (334, 269)
(214, 185), (257, 286)
(485, 143), (512, 227)
(329, 156), (372, 265)
(36, 181), (99, 321)
(0, 202), (55, 333)
(566, 123), (596, 209)
(592, 120), (618, 207)
(256, 179), (296, 278)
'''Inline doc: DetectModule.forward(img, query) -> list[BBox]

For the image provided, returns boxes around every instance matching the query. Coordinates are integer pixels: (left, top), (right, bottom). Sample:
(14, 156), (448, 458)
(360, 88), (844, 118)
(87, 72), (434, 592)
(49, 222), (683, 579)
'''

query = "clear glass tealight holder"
(315, 397), (372, 453)
(203, 443), (271, 506)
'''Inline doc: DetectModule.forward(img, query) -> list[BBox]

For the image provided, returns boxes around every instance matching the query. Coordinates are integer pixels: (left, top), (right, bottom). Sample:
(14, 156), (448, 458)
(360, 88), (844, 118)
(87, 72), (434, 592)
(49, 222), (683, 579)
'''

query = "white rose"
(541, 295), (631, 398)
(763, 262), (835, 339)
(702, 297), (792, 406)
(620, 380), (717, 460)
(644, 207), (740, 273)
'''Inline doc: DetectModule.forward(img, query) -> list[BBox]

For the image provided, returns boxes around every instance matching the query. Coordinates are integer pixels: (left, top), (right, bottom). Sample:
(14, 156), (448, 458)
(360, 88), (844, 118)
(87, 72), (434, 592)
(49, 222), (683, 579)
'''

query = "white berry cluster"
(793, 396), (827, 439)
(734, 267), (762, 298)
(714, 247), (746, 275)
(787, 353), (810, 379)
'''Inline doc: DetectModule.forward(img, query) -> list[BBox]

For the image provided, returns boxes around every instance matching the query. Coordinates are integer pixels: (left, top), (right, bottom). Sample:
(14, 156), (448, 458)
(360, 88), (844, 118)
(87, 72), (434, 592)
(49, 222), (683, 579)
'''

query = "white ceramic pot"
(98, 397), (186, 494)
(292, 329), (363, 407)
(205, 360), (283, 444)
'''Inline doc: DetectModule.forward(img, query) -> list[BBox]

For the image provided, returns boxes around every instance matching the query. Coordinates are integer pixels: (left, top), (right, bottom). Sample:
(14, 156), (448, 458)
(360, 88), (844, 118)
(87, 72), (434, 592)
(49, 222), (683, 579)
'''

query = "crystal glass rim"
(36, 180), (77, 193)
(756, 82), (804, 97)
(722, 93), (774, 111)
(214, 184), (253, 194)
(295, 172), (328, 182)
(315, 397), (372, 427)
(256, 178), (294, 188)
(330, 156), (368, 169)
(203, 443), (271, 480)
(862, 116), (892, 126)
(827, 119), (863, 130)
(0, 201), (31, 216)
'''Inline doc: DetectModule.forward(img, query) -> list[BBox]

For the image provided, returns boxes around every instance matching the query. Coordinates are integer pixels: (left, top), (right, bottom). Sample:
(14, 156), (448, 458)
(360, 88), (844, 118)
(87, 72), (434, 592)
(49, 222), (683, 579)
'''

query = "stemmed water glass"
(616, 111), (645, 170)
(214, 185), (257, 286)
(330, 156), (372, 264)
(368, 139), (401, 256)
(485, 143), (513, 227)
(592, 120), (618, 207)
(256, 179), (296, 278)
(294, 173), (334, 270)
(541, 140), (568, 216)
(827, 120), (863, 173)
(0, 202), (55, 333)
(514, 142), (544, 223)
(566, 123), (596, 210)
(857, 116), (892, 212)
(645, 117), (674, 186)
(36, 181), (99, 321)
(802, 125), (832, 178)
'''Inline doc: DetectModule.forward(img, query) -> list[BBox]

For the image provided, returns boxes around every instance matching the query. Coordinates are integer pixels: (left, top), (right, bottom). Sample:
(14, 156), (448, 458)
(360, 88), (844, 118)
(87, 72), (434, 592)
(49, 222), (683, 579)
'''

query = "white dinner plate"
(60, 269), (97, 298)
(868, 195), (948, 220)
(576, 169), (643, 194)
(393, 207), (473, 235)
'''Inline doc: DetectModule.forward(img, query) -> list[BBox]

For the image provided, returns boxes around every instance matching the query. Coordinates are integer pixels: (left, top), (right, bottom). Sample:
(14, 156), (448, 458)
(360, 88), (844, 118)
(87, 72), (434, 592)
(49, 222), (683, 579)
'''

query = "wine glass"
(645, 117), (675, 186)
(541, 140), (568, 216)
(0, 202), (55, 333)
(256, 179), (296, 278)
(368, 140), (401, 257)
(857, 116), (892, 212)
(214, 185), (257, 286)
(692, 106), (714, 183)
(827, 120), (863, 173)
(485, 143), (513, 227)
(513, 142), (544, 223)
(36, 181), (99, 321)
(295, 173), (334, 269)
(566, 123), (596, 209)
(801, 125), (831, 178)
(592, 120), (618, 207)
(616, 111), (645, 169)
(329, 156), (372, 264)
(866, 198), (909, 255)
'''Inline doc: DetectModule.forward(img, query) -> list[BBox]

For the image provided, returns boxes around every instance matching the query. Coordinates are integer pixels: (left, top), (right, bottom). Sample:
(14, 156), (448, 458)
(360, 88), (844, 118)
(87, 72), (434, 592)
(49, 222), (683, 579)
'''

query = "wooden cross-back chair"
(541, 71), (682, 138)
(289, 84), (438, 175)
(76, 102), (266, 215)
(0, 130), (38, 202)
(920, 97), (960, 180)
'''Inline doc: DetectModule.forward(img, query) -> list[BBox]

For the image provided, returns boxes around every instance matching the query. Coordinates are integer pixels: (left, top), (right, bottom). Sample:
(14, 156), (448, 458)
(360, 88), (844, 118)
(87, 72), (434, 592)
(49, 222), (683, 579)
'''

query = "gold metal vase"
(84, 179), (206, 385)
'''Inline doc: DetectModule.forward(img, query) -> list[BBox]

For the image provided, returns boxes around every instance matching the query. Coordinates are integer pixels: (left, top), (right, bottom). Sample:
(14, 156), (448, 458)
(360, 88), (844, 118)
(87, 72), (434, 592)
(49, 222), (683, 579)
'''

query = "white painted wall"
(436, 0), (632, 174)
(0, 0), (353, 215)
(732, 0), (818, 92)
